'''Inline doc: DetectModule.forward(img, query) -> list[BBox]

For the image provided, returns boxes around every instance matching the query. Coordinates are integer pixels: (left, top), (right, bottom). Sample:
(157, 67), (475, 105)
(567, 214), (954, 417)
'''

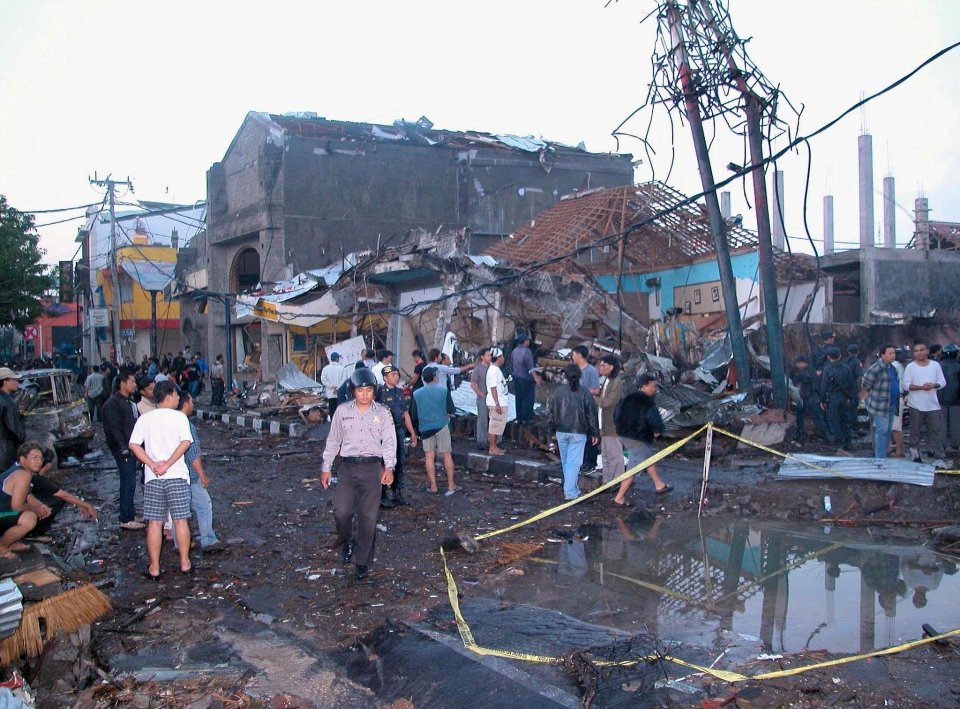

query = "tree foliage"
(0, 196), (54, 330)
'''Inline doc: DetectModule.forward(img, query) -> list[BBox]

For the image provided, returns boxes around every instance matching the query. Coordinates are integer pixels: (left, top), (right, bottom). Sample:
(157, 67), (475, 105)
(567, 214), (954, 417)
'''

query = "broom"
(0, 584), (112, 666)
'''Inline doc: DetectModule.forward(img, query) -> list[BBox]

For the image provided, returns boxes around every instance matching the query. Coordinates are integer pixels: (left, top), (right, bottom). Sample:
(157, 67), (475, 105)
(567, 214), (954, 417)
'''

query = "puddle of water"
(485, 513), (960, 657)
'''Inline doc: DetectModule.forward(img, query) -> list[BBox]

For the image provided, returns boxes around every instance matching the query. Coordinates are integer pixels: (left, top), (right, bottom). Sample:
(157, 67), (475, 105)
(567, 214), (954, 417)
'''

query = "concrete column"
(771, 170), (785, 249)
(914, 197), (930, 250)
(882, 177), (896, 248)
(823, 195), (835, 255)
(720, 191), (732, 219)
(858, 134), (875, 248)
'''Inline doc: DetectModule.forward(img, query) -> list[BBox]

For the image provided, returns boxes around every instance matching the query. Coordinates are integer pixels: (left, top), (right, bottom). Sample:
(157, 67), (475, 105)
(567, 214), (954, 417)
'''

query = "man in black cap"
(376, 364), (417, 508)
(0, 368), (25, 471)
(812, 331), (836, 375)
(821, 346), (857, 451)
(789, 354), (831, 445)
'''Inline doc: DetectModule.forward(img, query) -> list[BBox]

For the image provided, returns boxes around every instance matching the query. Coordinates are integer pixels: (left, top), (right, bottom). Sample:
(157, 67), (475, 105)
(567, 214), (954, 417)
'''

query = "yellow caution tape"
(441, 423), (960, 684)
(751, 627), (960, 680)
(443, 548), (960, 682)
(474, 425), (709, 542)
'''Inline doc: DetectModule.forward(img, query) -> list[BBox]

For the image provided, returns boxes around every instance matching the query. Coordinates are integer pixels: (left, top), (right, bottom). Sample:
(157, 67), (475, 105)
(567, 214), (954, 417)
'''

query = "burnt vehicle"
(16, 368), (94, 464)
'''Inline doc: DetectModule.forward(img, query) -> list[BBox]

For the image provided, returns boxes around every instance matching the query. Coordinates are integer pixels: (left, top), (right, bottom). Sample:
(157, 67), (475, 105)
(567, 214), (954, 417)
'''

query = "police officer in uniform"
(321, 368), (397, 580)
(376, 364), (417, 508)
(789, 354), (831, 445)
(821, 346), (857, 451)
(811, 330), (836, 375)
(844, 343), (864, 436)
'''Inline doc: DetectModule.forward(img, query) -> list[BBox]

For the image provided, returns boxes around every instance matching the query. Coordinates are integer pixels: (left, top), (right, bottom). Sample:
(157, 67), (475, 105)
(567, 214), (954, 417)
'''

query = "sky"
(1, 0), (958, 267)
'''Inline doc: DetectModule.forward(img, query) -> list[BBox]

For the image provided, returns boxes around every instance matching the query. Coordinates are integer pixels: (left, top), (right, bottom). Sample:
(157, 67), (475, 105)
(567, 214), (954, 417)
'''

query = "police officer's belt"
(341, 456), (382, 464)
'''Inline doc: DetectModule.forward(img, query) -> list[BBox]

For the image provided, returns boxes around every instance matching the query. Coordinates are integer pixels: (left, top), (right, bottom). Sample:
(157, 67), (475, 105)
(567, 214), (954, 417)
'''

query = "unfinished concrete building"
(198, 112), (635, 381)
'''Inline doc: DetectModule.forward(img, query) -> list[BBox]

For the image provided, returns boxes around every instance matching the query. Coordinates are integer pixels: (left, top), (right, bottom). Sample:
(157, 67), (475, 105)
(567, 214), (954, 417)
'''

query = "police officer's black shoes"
(340, 542), (354, 564)
(393, 492), (410, 506)
(380, 495), (395, 509)
(355, 565), (369, 580)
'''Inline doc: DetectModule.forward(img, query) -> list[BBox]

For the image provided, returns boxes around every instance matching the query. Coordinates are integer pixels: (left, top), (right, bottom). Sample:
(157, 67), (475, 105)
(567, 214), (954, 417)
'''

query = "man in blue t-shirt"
(413, 367), (459, 496)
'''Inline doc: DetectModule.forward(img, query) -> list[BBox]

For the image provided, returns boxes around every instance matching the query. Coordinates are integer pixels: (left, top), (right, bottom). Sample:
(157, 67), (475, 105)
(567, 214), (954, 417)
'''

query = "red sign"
(23, 326), (38, 340)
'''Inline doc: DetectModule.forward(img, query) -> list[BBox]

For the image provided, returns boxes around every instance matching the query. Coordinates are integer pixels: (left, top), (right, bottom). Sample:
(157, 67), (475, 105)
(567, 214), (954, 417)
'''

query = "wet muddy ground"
(22, 418), (960, 707)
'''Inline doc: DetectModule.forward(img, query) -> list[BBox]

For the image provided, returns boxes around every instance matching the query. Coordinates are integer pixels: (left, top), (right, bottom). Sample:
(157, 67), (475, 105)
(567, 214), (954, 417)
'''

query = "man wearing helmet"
(320, 367), (397, 580)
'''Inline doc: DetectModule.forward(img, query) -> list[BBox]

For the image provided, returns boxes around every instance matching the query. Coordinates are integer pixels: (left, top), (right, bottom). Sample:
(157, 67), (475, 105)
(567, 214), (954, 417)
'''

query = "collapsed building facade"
(188, 111), (635, 381)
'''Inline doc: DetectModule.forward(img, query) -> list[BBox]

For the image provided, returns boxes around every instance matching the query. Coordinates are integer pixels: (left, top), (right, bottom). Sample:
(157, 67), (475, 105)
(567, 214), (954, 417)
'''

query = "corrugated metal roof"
(777, 455), (936, 486)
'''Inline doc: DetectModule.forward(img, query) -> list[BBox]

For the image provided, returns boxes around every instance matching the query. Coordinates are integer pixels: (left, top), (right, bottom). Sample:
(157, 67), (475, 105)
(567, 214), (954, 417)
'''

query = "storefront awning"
(120, 259), (176, 292)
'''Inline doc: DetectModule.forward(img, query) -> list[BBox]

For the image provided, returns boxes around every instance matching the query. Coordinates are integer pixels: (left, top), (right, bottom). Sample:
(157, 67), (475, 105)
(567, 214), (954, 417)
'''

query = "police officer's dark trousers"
(391, 426), (405, 492)
(333, 460), (382, 566)
(826, 395), (851, 447)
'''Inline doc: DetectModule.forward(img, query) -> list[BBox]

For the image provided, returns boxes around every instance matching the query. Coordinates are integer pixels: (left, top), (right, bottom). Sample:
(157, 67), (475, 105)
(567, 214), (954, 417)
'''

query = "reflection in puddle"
(492, 514), (960, 655)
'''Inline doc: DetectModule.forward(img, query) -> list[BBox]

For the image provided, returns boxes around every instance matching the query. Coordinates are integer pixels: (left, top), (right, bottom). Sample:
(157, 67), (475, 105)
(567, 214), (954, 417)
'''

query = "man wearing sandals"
(128, 381), (194, 579)
(614, 374), (672, 497)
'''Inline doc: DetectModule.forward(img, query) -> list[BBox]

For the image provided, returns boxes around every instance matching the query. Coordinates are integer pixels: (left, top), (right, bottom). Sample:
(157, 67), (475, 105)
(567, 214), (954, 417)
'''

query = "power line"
(250, 39), (960, 323)
(22, 201), (102, 215)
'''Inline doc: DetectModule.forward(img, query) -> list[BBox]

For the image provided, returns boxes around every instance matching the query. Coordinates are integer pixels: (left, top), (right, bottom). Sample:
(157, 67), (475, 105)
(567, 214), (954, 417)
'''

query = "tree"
(0, 196), (54, 330)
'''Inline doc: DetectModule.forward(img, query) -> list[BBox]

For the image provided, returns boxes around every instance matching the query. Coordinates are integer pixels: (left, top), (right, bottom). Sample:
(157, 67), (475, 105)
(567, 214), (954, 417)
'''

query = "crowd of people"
(0, 331), (955, 578)
(0, 350), (225, 570)
(320, 336), (673, 579)
(794, 331), (960, 463)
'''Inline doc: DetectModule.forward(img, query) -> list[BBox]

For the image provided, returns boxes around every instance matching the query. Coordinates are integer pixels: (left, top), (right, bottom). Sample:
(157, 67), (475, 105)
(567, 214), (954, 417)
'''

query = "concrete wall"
(595, 251), (763, 321)
(871, 251), (960, 316)
(459, 148), (635, 237)
(201, 113), (635, 381)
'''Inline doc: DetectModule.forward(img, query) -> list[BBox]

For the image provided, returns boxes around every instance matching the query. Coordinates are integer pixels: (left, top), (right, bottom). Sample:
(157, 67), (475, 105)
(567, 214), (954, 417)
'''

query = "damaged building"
(485, 181), (821, 367)
(190, 111), (635, 381)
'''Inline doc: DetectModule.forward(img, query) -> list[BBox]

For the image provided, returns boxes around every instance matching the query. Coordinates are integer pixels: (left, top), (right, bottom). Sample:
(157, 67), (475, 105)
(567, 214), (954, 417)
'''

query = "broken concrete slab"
(739, 422), (789, 447)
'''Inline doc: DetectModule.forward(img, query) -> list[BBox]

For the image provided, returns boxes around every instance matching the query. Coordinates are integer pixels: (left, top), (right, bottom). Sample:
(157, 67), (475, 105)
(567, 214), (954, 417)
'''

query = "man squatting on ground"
(321, 368), (396, 580)
(128, 380), (195, 579)
(0, 442), (99, 556)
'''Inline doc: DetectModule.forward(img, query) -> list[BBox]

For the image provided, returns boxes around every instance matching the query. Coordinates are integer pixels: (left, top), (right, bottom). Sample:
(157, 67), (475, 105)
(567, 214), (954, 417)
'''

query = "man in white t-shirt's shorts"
(129, 380), (195, 579)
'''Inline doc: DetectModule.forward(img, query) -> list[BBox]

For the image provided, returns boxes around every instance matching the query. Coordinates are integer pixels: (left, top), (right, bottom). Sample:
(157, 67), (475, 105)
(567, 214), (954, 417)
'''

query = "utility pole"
(695, 0), (787, 407)
(665, 3), (752, 390)
(89, 174), (133, 363)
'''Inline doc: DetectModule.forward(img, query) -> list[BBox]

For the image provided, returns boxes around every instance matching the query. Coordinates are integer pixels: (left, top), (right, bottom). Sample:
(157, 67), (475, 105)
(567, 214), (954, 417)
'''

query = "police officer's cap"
(381, 364), (398, 376)
(826, 346), (842, 357)
(350, 367), (378, 389)
(820, 330), (835, 340)
(794, 354), (809, 363)
(847, 344), (859, 353)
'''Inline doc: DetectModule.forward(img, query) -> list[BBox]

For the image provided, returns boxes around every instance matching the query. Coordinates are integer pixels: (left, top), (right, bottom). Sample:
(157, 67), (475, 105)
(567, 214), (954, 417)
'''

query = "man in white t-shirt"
(902, 342), (947, 462)
(371, 349), (393, 386)
(485, 348), (508, 456)
(128, 380), (195, 579)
